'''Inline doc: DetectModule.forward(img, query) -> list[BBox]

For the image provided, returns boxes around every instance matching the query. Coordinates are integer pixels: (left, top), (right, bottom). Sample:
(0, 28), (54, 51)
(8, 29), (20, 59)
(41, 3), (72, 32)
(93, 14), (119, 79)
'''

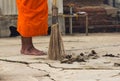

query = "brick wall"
(63, 0), (119, 33)
(63, 0), (104, 7)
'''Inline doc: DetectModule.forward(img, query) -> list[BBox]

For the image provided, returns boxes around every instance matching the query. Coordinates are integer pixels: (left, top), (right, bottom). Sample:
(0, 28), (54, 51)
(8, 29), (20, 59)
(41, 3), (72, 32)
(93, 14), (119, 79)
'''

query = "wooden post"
(85, 14), (88, 36)
(69, 15), (73, 34)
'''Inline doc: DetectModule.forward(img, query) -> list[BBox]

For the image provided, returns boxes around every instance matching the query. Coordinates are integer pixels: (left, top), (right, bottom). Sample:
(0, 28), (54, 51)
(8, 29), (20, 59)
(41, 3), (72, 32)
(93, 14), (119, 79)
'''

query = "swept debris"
(114, 63), (120, 67)
(102, 54), (120, 58)
(60, 50), (99, 64)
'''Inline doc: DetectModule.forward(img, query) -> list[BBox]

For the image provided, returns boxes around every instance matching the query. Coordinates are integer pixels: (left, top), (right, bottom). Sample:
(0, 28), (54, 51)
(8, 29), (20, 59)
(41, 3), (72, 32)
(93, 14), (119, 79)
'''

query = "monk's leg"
(21, 37), (46, 55)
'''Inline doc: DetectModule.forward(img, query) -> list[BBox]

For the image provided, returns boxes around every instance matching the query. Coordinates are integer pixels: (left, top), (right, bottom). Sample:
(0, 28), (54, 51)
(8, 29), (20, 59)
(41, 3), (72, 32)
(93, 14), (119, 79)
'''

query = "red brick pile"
(76, 6), (112, 26)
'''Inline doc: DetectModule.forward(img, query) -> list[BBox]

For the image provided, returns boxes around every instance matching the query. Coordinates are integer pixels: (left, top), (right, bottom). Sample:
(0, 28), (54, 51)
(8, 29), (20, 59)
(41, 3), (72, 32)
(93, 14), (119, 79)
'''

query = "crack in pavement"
(0, 59), (57, 81)
(0, 59), (29, 64)
(27, 64), (57, 81)
(0, 58), (63, 70)
(1, 58), (120, 81)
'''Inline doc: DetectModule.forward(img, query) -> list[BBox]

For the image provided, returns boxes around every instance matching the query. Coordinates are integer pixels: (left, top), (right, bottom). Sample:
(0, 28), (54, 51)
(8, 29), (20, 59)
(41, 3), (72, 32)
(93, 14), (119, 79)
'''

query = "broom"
(48, 0), (65, 60)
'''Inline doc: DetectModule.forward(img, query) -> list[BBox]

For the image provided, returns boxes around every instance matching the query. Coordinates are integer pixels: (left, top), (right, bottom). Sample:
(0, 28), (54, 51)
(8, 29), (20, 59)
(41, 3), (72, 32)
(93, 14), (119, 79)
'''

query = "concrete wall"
(0, 0), (17, 15)
(0, 15), (17, 37)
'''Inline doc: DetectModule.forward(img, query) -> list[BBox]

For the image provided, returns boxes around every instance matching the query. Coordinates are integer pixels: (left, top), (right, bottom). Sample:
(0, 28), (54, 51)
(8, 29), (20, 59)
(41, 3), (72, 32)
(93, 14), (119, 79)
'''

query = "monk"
(16, 0), (48, 55)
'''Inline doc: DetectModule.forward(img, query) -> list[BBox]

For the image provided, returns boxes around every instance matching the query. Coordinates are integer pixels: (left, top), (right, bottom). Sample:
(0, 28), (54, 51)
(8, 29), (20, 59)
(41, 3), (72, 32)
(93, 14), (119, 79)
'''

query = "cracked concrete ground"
(0, 33), (120, 81)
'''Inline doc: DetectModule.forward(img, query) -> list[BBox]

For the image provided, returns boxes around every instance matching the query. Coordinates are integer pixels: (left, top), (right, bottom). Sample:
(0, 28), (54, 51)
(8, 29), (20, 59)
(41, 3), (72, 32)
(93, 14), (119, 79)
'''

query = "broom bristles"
(48, 23), (65, 60)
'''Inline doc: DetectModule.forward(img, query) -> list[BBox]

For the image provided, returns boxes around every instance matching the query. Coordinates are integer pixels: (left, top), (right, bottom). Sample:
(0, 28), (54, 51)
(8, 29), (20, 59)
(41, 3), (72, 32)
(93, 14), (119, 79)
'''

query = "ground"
(0, 33), (120, 81)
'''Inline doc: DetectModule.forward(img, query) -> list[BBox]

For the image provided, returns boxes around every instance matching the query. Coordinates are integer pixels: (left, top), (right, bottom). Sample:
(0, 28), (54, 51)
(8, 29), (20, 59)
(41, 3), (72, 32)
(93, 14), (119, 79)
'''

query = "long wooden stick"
(53, 0), (57, 6)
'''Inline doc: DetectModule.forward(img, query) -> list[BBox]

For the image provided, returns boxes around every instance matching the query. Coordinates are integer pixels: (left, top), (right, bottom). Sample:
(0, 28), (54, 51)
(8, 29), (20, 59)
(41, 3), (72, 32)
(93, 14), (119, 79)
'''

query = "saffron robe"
(16, 0), (48, 37)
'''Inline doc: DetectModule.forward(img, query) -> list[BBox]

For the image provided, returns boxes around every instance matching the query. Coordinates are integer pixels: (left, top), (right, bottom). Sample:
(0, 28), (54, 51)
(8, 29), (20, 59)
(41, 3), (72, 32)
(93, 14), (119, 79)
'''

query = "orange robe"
(16, 0), (48, 37)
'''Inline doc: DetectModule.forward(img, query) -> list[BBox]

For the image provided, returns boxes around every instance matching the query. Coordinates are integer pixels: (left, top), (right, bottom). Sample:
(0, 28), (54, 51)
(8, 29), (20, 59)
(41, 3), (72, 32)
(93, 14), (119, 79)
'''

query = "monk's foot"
(21, 47), (46, 56)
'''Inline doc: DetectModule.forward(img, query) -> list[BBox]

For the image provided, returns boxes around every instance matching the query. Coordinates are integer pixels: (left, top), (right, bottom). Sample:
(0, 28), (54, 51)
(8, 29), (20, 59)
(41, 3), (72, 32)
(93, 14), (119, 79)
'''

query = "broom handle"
(52, 0), (58, 24)
(53, 0), (57, 6)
